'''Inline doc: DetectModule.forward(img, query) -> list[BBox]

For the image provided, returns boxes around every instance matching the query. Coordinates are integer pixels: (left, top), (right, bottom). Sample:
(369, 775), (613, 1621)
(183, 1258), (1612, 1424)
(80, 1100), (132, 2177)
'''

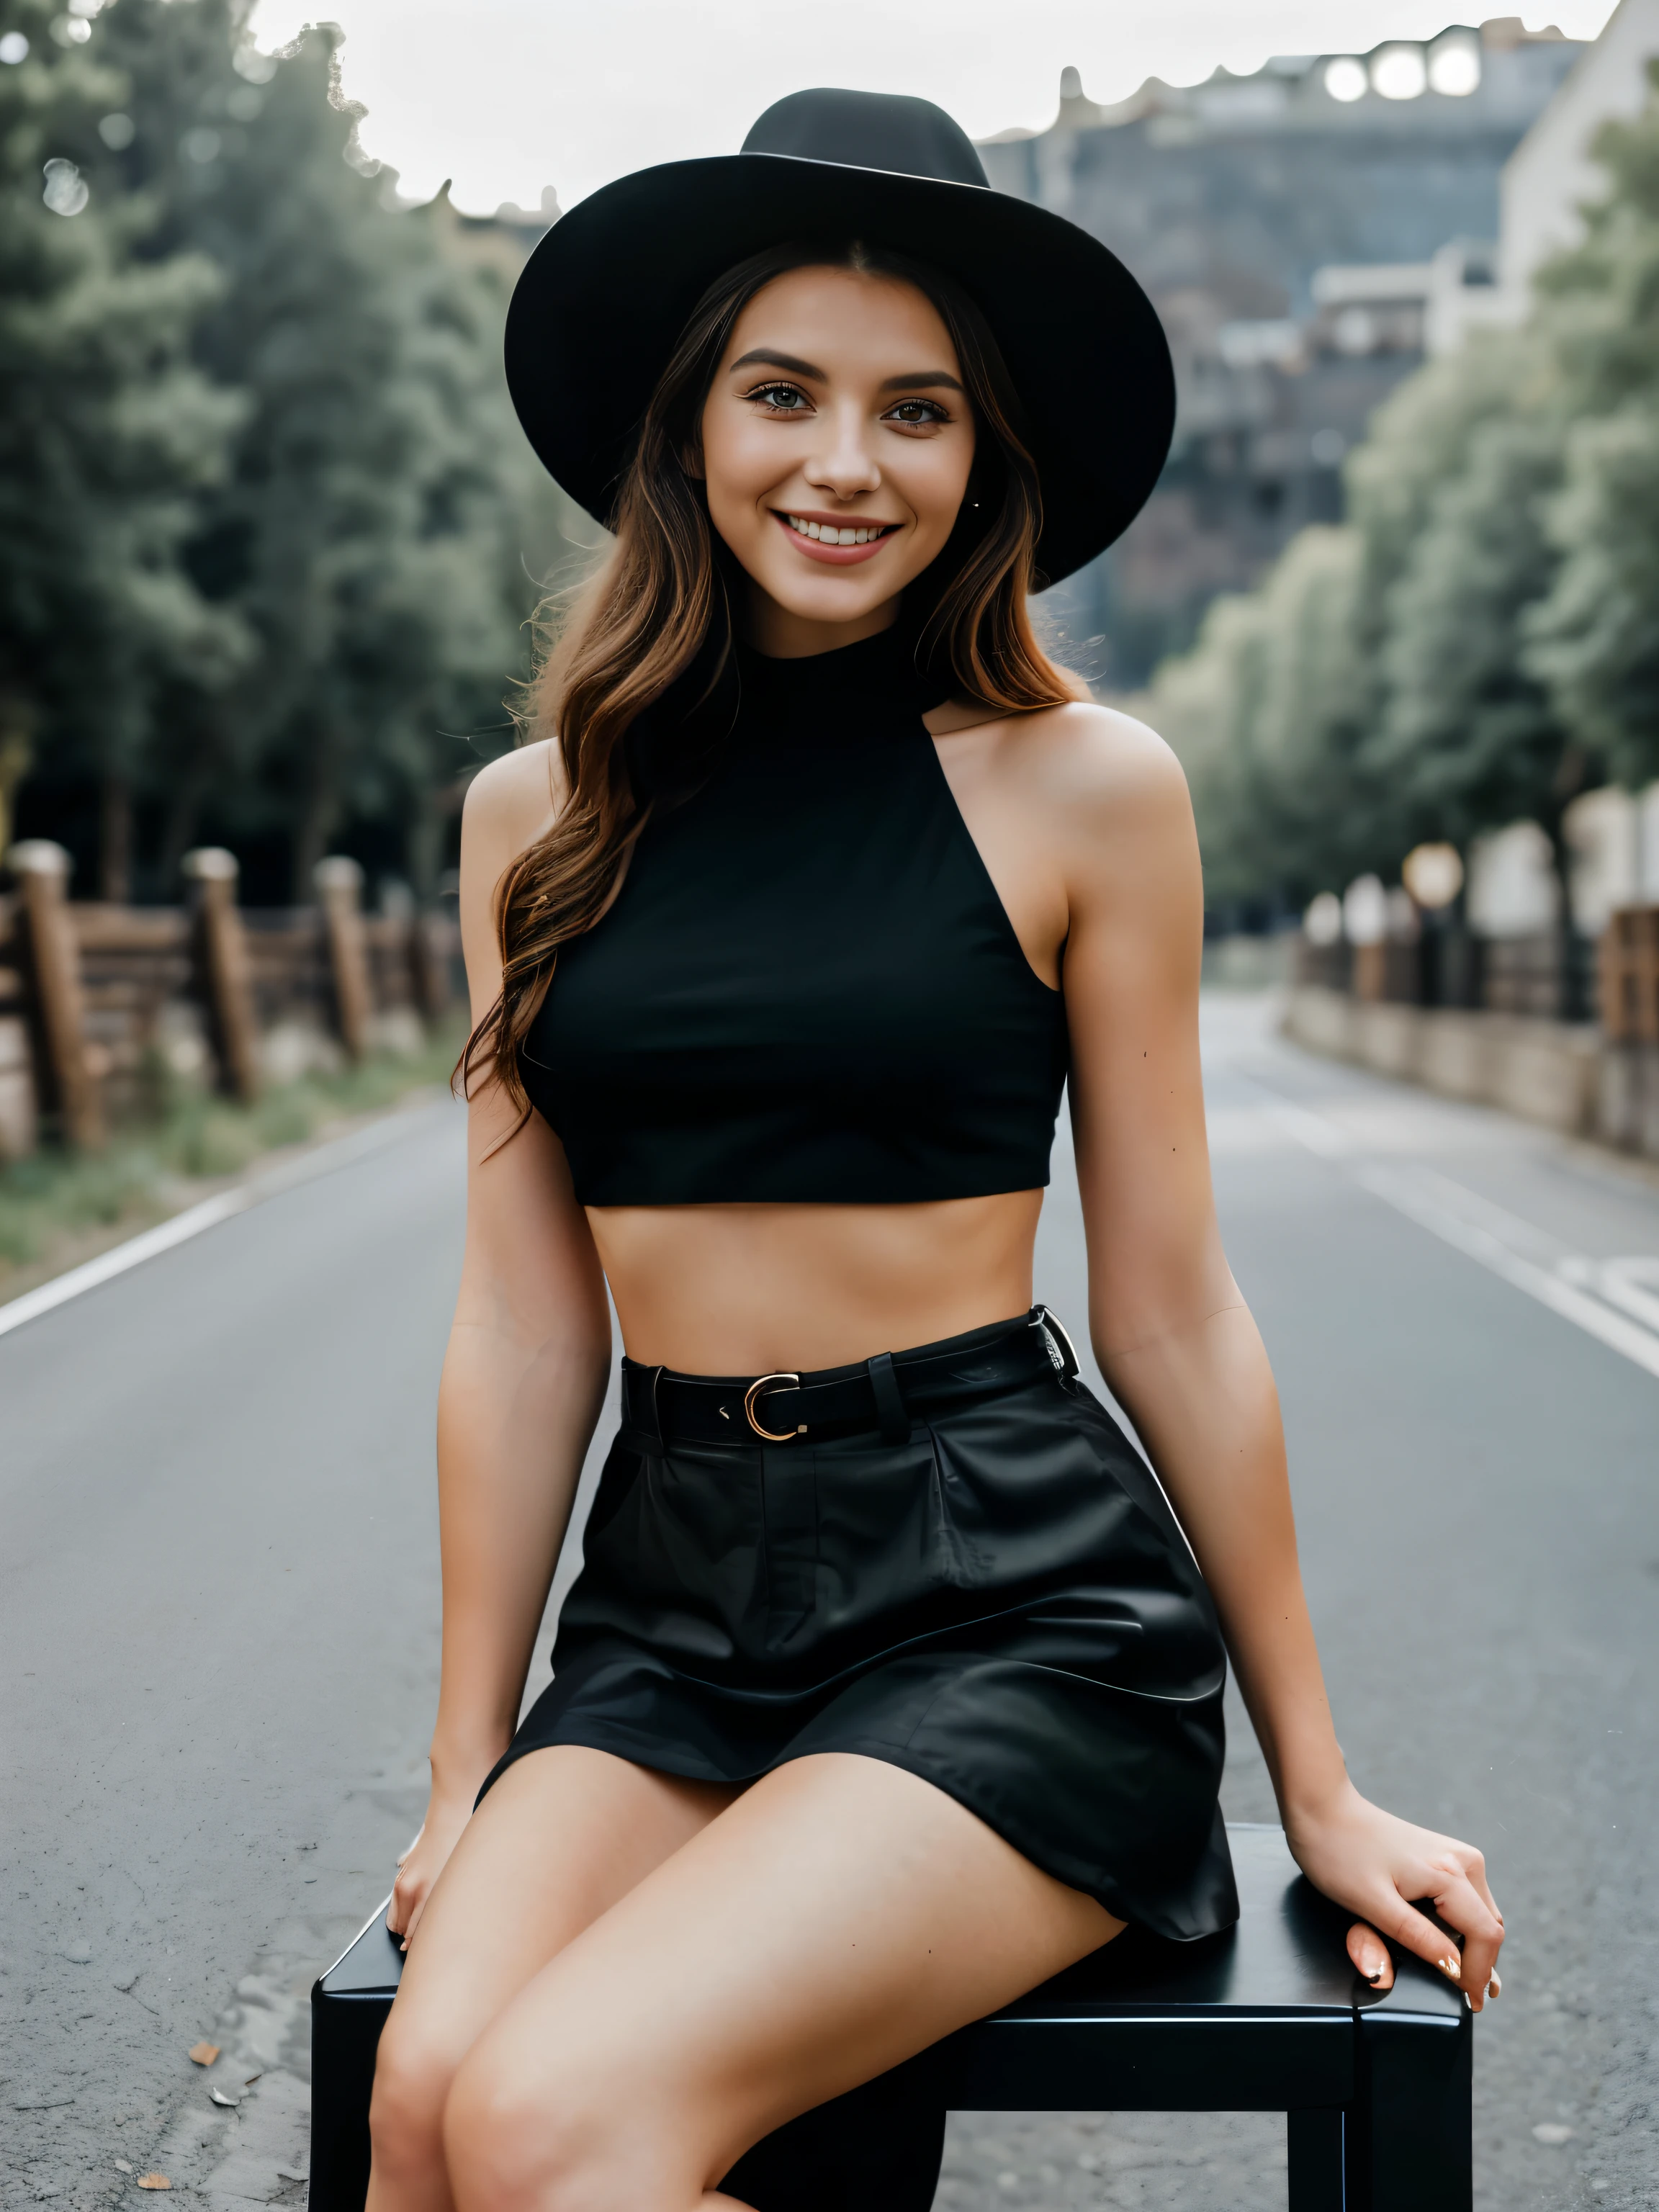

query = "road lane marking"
(0, 1193), (250, 1339)
(0, 1096), (454, 1341)
(1361, 1159), (1564, 1262)
(1561, 1255), (1659, 1336)
(1357, 1165), (1659, 1384)
(1217, 1069), (1659, 1385)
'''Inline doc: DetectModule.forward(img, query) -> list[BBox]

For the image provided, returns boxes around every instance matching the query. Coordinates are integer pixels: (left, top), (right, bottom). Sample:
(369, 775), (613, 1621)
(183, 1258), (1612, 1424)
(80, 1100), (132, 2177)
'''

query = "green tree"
(1143, 588), (1269, 904)
(1149, 526), (1394, 908)
(1336, 312), (1599, 941)
(1363, 377), (1583, 888)
(0, 0), (246, 885)
(1143, 64), (1659, 930)
(1152, 321), (1584, 917)
(1342, 328), (1534, 617)
(1527, 408), (1659, 790)
(91, 1), (542, 898)
(1524, 65), (1659, 793)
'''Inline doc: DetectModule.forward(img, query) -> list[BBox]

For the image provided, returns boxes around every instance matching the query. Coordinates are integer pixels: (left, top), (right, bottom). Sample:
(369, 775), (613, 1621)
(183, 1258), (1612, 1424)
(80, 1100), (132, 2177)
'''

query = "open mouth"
(774, 512), (902, 565)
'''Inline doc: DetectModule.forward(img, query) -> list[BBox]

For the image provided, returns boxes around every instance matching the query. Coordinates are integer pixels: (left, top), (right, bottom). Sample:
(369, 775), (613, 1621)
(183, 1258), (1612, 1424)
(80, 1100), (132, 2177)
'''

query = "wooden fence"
(1287, 902), (1659, 1159)
(1295, 914), (1639, 1026)
(1599, 906), (1659, 1045)
(1599, 906), (1659, 1156)
(0, 842), (461, 1160)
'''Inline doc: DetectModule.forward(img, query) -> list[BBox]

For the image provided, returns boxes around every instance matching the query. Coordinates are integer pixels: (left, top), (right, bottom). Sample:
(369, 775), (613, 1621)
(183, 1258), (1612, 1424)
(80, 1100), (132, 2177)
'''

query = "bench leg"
(309, 1991), (385, 2212)
(1357, 2009), (1473, 2212)
(1287, 2109), (1347, 2211)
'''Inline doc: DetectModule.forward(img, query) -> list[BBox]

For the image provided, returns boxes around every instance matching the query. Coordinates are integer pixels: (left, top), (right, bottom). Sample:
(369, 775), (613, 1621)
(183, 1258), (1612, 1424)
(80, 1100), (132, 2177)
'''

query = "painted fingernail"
(1440, 1955), (1460, 1980)
(1488, 1973), (1501, 2000)
(1464, 1990), (1474, 2011)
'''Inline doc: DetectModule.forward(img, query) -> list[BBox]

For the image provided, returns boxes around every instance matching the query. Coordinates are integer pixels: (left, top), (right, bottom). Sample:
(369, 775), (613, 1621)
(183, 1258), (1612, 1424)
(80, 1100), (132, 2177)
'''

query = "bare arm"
(1055, 706), (1503, 2007)
(389, 743), (611, 1946)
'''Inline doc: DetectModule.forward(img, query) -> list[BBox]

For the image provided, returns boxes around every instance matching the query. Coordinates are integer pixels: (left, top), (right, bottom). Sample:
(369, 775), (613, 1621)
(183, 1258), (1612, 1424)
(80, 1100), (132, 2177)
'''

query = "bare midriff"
(586, 1188), (1046, 1374)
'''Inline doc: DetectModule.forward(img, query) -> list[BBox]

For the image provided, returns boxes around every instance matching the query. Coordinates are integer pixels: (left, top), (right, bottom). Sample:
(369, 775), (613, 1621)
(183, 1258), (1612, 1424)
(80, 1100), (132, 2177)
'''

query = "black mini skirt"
(481, 1308), (1238, 1943)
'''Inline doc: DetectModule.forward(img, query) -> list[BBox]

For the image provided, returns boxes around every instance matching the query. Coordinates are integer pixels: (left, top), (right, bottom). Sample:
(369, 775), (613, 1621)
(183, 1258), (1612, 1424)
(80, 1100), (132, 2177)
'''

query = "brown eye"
(887, 399), (948, 427)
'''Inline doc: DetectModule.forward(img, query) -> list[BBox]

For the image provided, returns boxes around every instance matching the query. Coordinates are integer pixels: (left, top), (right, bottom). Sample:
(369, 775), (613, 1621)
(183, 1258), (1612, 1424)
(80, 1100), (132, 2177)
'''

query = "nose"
(803, 400), (881, 502)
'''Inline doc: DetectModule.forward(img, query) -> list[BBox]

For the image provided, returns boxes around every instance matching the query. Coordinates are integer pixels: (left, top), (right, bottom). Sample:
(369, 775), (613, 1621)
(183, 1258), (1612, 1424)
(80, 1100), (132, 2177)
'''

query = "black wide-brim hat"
(505, 88), (1174, 587)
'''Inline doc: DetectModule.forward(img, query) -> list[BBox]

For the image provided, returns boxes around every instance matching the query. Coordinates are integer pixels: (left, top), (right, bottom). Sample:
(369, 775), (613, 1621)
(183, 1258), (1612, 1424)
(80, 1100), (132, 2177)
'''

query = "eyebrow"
(729, 349), (826, 379)
(727, 349), (965, 397)
(878, 370), (965, 395)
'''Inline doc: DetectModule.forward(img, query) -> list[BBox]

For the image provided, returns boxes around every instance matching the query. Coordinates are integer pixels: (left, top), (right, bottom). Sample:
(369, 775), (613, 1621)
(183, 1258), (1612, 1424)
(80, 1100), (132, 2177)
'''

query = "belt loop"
(623, 1362), (665, 1451)
(866, 1350), (909, 1444)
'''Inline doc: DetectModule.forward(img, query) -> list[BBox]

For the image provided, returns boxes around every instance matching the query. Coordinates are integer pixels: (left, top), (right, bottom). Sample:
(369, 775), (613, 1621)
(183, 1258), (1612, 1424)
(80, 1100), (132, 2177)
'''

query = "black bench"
(310, 1822), (1470, 2210)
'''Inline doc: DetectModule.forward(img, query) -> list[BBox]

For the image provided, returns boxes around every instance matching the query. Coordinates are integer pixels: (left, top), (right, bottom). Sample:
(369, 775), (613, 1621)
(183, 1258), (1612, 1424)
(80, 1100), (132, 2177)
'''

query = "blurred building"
(1501, 0), (1659, 290)
(979, 23), (1583, 685)
(1430, 0), (1659, 346)
(459, 183), (562, 271)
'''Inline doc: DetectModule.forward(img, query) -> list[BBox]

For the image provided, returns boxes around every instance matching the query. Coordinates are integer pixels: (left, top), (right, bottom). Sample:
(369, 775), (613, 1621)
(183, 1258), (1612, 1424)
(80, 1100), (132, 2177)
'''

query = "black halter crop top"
(520, 626), (1069, 1205)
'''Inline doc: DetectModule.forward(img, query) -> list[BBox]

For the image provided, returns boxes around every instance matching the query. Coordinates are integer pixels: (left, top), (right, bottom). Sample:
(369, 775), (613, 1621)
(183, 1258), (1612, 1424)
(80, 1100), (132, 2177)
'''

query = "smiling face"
(697, 264), (976, 656)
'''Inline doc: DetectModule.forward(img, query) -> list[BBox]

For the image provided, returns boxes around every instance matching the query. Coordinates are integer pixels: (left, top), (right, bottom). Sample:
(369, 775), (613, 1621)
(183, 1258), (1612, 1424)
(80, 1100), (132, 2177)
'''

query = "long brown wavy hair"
(463, 238), (1086, 1118)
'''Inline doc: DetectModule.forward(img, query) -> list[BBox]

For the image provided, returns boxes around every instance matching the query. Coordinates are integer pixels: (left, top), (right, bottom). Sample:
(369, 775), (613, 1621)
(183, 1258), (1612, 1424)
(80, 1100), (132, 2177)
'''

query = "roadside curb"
(0, 1092), (457, 1341)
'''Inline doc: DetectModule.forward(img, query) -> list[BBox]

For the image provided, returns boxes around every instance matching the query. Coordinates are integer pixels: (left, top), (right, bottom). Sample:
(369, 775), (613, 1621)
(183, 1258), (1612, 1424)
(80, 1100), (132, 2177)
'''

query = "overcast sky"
(245, 1), (1617, 214)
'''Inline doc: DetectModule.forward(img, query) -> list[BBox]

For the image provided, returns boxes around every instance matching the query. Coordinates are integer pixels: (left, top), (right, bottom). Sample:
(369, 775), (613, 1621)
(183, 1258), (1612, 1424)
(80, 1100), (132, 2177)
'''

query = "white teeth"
(786, 516), (886, 547)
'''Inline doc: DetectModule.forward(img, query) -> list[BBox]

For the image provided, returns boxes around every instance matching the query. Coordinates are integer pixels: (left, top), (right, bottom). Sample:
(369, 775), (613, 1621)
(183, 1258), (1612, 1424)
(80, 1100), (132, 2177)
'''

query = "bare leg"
(367, 1747), (738, 2212)
(443, 1752), (1125, 2211)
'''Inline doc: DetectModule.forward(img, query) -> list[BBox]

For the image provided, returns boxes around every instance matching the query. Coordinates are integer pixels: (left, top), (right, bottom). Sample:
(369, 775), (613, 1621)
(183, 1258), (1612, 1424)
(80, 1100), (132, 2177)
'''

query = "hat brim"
(505, 152), (1173, 588)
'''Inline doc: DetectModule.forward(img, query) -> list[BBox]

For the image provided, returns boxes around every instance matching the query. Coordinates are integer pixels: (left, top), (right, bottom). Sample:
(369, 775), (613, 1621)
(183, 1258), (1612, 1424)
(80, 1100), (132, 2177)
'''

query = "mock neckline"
(735, 621), (950, 717)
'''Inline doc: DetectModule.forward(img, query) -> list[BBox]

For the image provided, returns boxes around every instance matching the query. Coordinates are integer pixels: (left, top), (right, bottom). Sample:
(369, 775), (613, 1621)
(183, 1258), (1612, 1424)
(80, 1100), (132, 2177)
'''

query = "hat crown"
(741, 88), (989, 191)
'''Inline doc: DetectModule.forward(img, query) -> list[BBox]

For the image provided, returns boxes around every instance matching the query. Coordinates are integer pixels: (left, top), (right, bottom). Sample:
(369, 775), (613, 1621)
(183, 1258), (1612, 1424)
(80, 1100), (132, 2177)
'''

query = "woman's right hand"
(386, 1782), (481, 1950)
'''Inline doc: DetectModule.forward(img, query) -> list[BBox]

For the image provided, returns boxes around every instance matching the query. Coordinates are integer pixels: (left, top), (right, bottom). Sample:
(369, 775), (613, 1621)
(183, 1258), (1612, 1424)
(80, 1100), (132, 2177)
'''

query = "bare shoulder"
(459, 740), (559, 941)
(457, 740), (565, 1010)
(461, 739), (565, 877)
(963, 700), (1192, 857)
(1018, 699), (1184, 805)
(462, 739), (570, 902)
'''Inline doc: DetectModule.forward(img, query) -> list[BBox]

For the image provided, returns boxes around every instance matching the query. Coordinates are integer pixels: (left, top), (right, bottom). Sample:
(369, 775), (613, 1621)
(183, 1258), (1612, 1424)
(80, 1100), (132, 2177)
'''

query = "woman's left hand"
(1287, 1780), (1505, 2010)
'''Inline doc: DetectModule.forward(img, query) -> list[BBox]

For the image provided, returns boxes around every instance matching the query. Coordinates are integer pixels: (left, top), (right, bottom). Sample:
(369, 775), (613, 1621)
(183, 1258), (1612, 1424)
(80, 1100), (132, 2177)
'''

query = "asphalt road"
(4, 999), (1657, 2211)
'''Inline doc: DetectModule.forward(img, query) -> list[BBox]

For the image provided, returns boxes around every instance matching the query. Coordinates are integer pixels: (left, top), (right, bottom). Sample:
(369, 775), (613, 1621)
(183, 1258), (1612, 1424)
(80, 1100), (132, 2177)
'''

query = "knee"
(369, 2013), (462, 2185)
(441, 2054), (587, 2212)
(442, 2048), (667, 2212)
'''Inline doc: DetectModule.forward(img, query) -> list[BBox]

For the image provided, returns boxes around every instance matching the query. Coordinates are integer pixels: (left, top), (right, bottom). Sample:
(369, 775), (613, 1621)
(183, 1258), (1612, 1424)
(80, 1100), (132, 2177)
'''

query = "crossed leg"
(438, 1750), (1123, 2211)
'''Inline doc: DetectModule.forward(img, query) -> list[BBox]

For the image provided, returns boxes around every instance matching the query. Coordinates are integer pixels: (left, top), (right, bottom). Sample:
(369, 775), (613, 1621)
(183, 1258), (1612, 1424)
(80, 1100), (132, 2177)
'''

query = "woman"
(367, 89), (1503, 2212)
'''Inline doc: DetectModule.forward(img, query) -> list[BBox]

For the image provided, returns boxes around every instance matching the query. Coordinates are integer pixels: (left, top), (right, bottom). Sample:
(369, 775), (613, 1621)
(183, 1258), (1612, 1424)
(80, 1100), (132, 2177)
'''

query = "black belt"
(619, 1305), (1079, 1451)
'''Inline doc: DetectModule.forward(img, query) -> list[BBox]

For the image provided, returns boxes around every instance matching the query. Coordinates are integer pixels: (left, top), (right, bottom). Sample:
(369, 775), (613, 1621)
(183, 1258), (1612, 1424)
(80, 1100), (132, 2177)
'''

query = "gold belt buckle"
(743, 1371), (801, 1442)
